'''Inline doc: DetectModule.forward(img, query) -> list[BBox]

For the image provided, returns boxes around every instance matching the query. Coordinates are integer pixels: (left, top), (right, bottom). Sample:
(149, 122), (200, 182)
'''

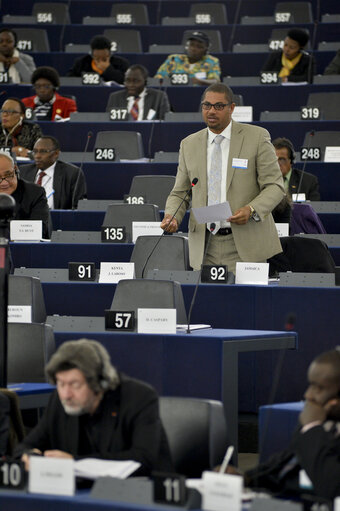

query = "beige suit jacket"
(165, 121), (285, 270)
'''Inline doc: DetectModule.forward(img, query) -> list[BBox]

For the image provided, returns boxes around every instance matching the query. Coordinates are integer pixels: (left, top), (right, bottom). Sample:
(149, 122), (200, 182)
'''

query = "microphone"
(147, 77), (167, 161)
(227, 0), (242, 52)
(140, 177), (198, 278)
(59, 0), (72, 51)
(186, 222), (216, 334)
(296, 130), (314, 200)
(71, 130), (92, 209)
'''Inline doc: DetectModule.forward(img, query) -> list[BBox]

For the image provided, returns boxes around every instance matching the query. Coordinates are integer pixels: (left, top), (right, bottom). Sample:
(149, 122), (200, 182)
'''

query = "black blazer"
(14, 375), (173, 475)
(12, 178), (51, 238)
(262, 50), (316, 83)
(246, 424), (340, 500)
(288, 167), (320, 201)
(19, 160), (87, 209)
(67, 54), (129, 84)
(106, 88), (170, 120)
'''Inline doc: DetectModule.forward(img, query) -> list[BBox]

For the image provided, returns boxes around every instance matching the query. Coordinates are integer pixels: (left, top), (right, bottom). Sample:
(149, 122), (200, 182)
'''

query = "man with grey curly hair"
(15, 339), (173, 475)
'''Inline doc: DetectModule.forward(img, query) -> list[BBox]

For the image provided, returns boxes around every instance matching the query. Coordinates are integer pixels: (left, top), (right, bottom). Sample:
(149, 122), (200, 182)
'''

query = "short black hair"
(314, 350), (340, 386)
(90, 35), (111, 51)
(287, 28), (309, 48)
(127, 64), (149, 80)
(3, 97), (26, 114)
(31, 66), (60, 88)
(202, 83), (234, 103)
(272, 137), (295, 163)
(0, 28), (17, 46)
(36, 135), (60, 151)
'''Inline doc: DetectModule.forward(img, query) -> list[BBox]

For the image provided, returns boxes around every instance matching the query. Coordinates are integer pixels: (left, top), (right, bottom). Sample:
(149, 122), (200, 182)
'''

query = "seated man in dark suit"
(20, 136), (87, 209)
(273, 137), (320, 201)
(106, 64), (170, 120)
(222, 349), (340, 500)
(15, 338), (173, 476)
(0, 151), (51, 238)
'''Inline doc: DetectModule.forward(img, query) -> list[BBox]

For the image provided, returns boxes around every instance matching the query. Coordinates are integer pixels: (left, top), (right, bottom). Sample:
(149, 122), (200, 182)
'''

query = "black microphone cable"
(71, 130), (92, 209)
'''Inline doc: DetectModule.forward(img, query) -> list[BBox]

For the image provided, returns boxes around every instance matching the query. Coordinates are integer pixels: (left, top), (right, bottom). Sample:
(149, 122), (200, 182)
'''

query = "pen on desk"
(219, 445), (234, 473)
(47, 190), (55, 199)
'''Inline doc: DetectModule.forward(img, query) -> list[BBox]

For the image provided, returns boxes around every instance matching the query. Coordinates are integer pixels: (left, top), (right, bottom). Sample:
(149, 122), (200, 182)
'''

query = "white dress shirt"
(207, 121), (232, 228)
(35, 162), (56, 209)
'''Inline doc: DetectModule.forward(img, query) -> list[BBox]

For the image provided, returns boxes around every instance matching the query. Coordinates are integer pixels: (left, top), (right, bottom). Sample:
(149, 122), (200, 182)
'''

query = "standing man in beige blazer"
(160, 83), (285, 272)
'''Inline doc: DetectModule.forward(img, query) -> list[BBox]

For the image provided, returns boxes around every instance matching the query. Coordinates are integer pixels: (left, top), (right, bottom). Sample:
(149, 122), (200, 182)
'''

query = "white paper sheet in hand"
(192, 202), (233, 224)
(74, 458), (141, 480)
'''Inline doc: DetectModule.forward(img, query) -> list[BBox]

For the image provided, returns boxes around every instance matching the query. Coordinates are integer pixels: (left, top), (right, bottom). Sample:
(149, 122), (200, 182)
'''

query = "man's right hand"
(160, 214), (178, 233)
(21, 449), (42, 471)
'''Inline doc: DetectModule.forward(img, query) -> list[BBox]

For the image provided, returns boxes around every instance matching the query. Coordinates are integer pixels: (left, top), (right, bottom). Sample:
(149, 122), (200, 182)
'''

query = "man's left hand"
(228, 206), (252, 225)
(299, 400), (327, 426)
(44, 450), (73, 459)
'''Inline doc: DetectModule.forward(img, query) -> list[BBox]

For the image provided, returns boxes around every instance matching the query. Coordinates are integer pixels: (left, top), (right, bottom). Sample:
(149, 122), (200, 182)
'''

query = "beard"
(61, 401), (87, 416)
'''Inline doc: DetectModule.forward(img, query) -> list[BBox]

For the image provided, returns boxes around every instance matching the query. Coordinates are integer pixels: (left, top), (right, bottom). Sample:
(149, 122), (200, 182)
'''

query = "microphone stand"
(71, 131), (92, 209)
(186, 223), (216, 334)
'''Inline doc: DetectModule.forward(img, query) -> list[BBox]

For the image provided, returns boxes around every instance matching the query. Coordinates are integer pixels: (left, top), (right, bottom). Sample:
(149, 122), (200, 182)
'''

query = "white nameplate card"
(324, 146), (340, 162)
(235, 262), (269, 285)
(7, 305), (32, 323)
(132, 222), (163, 243)
(29, 456), (75, 496)
(275, 223), (289, 237)
(99, 262), (135, 283)
(232, 106), (253, 123)
(10, 220), (42, 241)
(137, 308), (176, 334)
(292, 193), (306, 202)
(202, 471), (242, 511)
(232, 158), (248, 169)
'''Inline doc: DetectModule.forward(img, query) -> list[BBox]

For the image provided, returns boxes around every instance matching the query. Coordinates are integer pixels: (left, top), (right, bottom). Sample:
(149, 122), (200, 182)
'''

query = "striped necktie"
(36, 171), (46, 186)
(130, 97), (140, 121)
(208, 134), (224, 234)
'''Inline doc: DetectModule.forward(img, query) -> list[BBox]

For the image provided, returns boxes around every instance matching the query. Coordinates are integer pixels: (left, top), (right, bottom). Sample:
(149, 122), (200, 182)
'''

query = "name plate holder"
(275, 223), (289, 237)
(29, 457), (75, 496)
(10, 220), (42, 241)
(202, 471), (242, 511)
(132, 222), (163, 243)
(98, 262), (135, 283)
(7, 305), (32, 323)
(235, 262), (269, 285)
(137, 308), (176, 334)
(324, 146), (340, 162)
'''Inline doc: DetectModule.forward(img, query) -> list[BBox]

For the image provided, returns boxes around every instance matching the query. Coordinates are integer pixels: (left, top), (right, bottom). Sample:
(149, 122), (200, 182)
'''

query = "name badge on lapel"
(232, 158), (248, 169)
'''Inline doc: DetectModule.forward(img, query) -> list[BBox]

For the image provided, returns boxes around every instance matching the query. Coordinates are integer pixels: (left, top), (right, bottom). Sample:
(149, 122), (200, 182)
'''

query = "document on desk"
(74, 458), (141, 479)
(192, 202), (232, 224)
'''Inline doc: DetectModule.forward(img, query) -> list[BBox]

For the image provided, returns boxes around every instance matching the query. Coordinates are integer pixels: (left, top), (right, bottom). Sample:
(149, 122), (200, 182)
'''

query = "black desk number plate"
(0, 461), (26, 489)
(105, 310), (135, 331)
(153, 472), (187, 506)
(201, 265), (227, 283)
(101, 226), (126, 243)
(68, 262), (96, 281)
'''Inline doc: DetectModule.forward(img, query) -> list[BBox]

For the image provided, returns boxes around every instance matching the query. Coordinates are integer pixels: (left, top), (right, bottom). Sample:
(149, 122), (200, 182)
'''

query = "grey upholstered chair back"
(159, 397), (228, 477)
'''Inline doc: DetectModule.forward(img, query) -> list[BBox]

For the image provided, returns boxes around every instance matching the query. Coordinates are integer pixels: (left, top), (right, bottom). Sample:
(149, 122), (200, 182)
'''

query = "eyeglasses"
(32, 149), (56, 155)
(201, 102), (232, 111)
(277, 157), (290, 163)
(34, 84), (54, 90)
(0, 109), (21, 115)
(0, 172), (15, 183)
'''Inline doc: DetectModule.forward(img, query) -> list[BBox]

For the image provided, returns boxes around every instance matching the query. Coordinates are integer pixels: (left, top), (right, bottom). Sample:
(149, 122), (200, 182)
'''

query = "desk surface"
(0, 488), (180, 511)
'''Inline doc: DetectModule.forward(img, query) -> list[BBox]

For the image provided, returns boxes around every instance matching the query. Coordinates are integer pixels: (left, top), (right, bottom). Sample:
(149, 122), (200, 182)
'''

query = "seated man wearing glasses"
(20, 136), (86, 209)
(0, 151), (51, 238)
(161, 83), (285, 274)
(22, 66), (77, 121)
